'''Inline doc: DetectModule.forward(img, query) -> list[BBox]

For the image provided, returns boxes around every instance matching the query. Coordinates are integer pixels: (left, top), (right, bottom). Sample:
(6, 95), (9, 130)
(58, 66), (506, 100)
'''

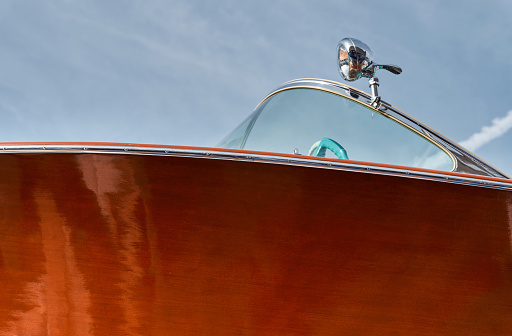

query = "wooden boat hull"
(1, 151), (511, 335)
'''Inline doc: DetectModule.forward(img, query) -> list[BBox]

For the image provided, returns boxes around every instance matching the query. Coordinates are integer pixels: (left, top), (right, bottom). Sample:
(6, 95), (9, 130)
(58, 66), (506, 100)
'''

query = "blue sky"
(0, 0), (511, 176)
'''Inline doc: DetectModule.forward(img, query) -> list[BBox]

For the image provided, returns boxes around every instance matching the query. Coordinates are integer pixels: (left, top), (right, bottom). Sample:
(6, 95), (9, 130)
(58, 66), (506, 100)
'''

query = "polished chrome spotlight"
(337, 37), (402, 107)
(337, 38), (374, 81)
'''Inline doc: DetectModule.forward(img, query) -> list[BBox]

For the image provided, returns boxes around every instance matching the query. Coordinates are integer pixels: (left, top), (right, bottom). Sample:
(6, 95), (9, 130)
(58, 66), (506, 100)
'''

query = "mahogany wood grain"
(0, 152), (511, 335)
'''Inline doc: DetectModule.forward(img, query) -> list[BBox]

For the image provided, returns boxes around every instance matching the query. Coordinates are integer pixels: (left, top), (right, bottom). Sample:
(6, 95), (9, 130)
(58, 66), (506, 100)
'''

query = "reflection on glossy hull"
(1, 152), (512, 335)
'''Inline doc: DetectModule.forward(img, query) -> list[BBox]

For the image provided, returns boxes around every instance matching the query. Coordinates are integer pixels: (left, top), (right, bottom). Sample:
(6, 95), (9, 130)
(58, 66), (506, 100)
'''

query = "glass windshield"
(218, 88), (454, 171)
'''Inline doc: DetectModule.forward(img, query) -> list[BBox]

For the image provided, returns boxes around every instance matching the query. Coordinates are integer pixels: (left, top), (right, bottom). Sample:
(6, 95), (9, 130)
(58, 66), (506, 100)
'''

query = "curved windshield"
(218, 88), (454, 171)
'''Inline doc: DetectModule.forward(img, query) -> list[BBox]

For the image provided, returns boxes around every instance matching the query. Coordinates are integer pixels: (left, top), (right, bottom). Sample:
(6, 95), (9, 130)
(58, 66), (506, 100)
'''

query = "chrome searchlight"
(337, 37), (402, 107)
(337, 38), (374, 82)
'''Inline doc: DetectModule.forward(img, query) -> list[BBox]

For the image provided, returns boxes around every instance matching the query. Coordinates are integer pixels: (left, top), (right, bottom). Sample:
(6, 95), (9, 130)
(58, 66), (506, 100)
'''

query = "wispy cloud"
(459, 110), (512, 151)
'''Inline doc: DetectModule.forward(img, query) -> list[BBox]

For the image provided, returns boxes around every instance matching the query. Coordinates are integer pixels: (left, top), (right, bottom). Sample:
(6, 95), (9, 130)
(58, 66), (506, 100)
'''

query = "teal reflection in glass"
(218, 88), (453, 171)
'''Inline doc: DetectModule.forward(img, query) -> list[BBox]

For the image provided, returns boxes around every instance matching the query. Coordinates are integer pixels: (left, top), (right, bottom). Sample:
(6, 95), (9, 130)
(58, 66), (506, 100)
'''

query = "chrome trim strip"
(1, 145), (511, 191)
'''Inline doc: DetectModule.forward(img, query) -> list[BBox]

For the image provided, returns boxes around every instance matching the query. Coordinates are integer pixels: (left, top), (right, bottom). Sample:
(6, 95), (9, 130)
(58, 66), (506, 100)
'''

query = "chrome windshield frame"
(249, 78), (509, 179)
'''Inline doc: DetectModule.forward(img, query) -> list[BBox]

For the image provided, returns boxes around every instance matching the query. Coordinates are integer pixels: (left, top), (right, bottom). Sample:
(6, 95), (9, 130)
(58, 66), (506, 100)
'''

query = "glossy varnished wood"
(0, 152), (511, 335)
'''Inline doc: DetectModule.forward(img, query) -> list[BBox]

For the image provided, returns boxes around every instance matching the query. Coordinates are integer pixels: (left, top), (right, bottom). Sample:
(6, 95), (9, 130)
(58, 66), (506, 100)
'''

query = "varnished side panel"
(0, 152), (511, 335)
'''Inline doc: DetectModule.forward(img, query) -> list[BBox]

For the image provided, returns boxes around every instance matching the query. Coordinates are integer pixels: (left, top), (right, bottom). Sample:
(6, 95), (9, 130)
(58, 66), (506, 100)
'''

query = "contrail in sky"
(459, 110), (512, 152)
